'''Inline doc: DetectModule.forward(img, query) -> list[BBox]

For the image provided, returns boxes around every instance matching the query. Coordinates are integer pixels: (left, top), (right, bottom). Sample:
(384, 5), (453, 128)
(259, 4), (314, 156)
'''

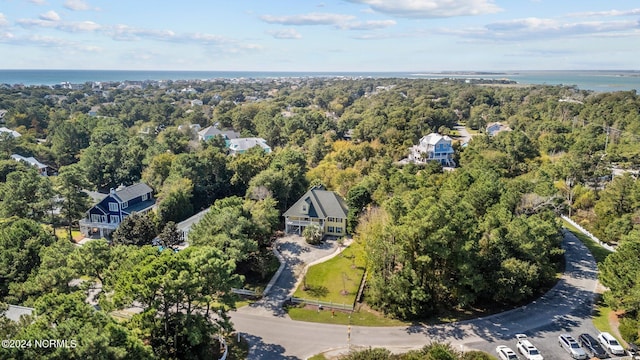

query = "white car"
(559, 334), (588, 360)
(597, 332), (625, 356)
(497, 345), (520, 360)
(516, 334), (544, 360)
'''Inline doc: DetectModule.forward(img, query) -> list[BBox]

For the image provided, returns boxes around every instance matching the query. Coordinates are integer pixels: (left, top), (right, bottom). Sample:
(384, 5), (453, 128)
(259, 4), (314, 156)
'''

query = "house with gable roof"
(197, 123), (240, 142)
(11, 154), (49, 176)
(283, 185), (348, 237)
(407, 132), (455, 166)
(0, 126), (21, 138)
(79, 183), (155, 238)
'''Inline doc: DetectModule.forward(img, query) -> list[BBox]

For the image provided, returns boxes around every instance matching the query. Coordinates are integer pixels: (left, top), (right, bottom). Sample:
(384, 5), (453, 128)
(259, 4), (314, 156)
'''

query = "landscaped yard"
(292, 239), (366, 305)
(288, 305), (407, 327)
(54, 227), (84, 242)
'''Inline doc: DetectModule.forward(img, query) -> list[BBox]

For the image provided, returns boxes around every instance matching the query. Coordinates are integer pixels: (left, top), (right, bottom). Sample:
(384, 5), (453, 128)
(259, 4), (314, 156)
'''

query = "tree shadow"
(305, 285), (329, 298)
(242, 333), (301, 359)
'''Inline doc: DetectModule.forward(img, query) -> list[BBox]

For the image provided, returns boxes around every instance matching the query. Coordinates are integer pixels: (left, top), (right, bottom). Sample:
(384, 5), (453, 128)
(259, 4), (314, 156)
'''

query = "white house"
(11, 154), (49, 176)
(228, 137), (271, 155)
(0, 127), (21, 138)
(407, 133), (455, 166)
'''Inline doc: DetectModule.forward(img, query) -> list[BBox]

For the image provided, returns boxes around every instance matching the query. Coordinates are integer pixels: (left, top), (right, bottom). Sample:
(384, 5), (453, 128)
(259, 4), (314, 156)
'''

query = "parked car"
(578, 333), (608, 359)
(597, 332), (625, 356)
(516, 334), (544, 360)
(497, 345), (519, 360)
(559, 334), (588, 360)
(628, 343), (640, 360)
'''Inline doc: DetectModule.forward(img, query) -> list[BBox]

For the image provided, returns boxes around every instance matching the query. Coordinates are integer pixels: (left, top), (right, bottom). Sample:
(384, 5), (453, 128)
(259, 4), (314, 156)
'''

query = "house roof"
(0, 127), (21, 138)
(4, 304), (34, 322)
(283, 185), (348, 219)
(420, 133), (452, 145)
(112, 183), (153, 203)
(228, 137), (271, 152)
(11, 154), (47, 169)
(198, 125), (240, 140)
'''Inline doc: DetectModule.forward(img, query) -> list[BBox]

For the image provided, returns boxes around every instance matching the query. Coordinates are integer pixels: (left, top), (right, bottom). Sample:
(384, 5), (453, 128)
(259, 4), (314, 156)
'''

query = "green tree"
(111, 213), (157, 246)
(112, 246), (240, 359)
(70, 239), (111, 284)
(156, 177), (194, 225)
(0, 219), (55, 300)
(302, 223), (322, 245)
(158, 221), (183, 248)
(0, 168), (54, 221)
(55, 164), (91, 239)
(0, 292), (154, 360)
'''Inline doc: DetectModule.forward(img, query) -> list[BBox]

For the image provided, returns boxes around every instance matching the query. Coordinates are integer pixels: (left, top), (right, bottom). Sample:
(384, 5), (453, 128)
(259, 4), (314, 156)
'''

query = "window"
(122, 201), (128, 209)
(327, 217), (335, 222)
(108, 202), (118, 212)
(328, 226), (335, 233)
(334, 218), (342, 223)
(91, 214), (100, 222)
(142, 193), (148, 201)
(110, 215), (120, 224)
(336, 227), (343, 234)
(101, 215), (107, 223)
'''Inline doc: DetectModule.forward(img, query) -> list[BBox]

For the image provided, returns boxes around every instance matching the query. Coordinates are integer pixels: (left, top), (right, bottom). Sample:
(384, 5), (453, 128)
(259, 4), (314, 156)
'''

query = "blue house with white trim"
(79, 183), (155, 238)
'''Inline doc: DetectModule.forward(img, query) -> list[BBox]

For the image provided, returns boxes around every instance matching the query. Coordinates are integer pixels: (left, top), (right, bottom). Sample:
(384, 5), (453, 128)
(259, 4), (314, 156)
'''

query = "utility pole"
(347, 313), (351, 351)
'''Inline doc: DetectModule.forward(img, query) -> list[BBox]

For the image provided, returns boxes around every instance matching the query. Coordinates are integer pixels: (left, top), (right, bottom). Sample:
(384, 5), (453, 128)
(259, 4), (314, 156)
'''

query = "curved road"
(230, 229), (599, 359)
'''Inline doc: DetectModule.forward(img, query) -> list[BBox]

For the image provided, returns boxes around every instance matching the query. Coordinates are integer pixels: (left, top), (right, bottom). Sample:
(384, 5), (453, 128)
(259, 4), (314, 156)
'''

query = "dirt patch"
(608, 310), (627, 346)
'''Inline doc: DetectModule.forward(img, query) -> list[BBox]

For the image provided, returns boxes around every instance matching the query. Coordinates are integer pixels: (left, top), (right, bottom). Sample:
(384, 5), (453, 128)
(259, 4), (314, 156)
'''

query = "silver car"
(559, 334), (588, 360)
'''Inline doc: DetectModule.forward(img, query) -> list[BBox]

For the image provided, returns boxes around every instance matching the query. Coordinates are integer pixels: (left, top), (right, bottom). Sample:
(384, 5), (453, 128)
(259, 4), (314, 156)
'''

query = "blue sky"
(0, 0), (638, 71)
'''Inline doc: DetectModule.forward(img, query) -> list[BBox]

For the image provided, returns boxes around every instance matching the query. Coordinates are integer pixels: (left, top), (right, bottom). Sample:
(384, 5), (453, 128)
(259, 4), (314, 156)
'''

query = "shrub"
(619, 317), (639, 344)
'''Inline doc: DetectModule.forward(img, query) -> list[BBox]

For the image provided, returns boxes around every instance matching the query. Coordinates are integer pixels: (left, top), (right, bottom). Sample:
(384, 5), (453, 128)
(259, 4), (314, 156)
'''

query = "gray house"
(283, 185), (348, 237)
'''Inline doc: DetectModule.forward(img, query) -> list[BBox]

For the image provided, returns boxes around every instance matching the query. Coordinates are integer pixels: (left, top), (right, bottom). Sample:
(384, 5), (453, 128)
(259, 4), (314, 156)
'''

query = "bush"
(619, 317), (639, 344)
(341, 348), (391, 360)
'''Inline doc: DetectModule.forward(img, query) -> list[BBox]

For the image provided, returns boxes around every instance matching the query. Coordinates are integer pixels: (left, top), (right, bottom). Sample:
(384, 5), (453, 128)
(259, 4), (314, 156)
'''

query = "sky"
(0, 0), (639, 71)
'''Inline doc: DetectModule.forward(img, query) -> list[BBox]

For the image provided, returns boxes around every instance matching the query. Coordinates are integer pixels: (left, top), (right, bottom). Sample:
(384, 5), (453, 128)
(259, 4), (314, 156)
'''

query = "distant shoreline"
(0, 69), (638, 92)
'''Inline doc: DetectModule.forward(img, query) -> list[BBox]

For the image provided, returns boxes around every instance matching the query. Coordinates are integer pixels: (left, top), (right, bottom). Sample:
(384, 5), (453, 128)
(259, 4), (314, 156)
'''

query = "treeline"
(2, 77), (640, 351)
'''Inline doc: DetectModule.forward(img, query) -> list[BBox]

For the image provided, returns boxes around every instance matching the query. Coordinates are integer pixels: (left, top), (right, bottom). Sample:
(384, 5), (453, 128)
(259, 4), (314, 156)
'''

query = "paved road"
(453, 124), (473, 144)
(230, 229), (599, 359)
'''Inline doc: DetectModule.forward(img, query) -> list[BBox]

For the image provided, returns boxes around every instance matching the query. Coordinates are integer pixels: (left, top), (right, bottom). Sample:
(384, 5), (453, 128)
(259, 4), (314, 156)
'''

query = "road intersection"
(230, 229), (599, 359)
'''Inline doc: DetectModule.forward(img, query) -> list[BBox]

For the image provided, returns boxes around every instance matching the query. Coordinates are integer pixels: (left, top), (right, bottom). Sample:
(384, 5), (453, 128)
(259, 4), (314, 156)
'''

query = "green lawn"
(292, 239), (366, 305)
(562, 219), (613, 264)
(592, 300), (614, 334)
(288, 306), (407, 327)
(54, 227), (84, 242)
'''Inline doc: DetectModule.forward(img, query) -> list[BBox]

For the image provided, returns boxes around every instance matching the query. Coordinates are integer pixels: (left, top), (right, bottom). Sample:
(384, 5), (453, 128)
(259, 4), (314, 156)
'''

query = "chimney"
(110, 188), (115, 195)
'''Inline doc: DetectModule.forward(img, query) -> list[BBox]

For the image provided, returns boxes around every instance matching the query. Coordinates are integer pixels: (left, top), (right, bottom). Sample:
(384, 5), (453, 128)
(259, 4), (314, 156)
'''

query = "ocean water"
(0, 69), (638, 93)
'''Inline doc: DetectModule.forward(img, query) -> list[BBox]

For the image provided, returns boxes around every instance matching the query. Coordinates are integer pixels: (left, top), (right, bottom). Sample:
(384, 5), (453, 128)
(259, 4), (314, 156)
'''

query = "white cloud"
(569, 8), (640, 18)
(338, 19), (396, 30)
(260, 12), (355, 26)
(267, 29), (302, 39)
(0, 13), (8, 27)
(39, 10), (60, 21)
(343, 0), (502, 18)
(64, 0), (91, 11)
(440, 17), (640, 41)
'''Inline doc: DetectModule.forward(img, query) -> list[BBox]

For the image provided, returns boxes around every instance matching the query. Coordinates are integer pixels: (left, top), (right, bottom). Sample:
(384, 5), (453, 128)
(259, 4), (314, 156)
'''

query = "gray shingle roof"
(113, 183), (153, 203)
(283, 186), (348, 219)
(4, 305), (34, 322)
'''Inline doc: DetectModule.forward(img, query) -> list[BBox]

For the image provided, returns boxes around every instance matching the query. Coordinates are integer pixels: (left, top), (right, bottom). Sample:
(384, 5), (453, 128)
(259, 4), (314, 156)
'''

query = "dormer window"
(109, 202), (118, 212)
(142, 193), (148, 201)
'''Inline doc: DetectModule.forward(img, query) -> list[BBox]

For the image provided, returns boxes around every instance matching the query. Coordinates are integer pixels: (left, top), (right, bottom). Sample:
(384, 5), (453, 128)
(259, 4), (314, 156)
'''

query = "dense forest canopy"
(1, 76), (640, 357)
